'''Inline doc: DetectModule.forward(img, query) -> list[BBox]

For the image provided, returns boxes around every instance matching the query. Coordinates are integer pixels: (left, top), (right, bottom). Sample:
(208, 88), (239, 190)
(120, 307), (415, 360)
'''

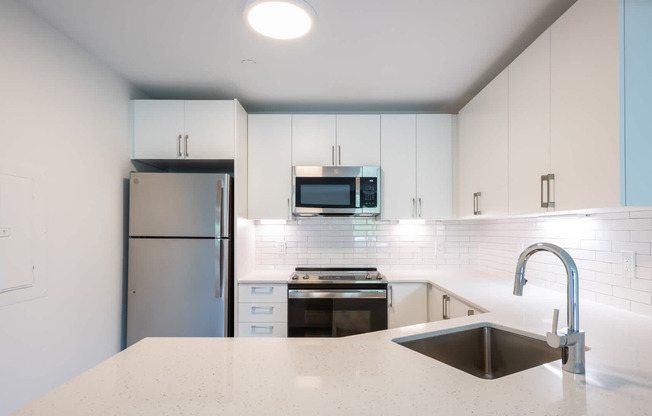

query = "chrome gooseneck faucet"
(514, 242), (585, 374)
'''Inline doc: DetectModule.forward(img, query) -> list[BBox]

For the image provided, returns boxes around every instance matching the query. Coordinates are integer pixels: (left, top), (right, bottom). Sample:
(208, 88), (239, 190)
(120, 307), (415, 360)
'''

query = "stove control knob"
(365, 274), (371, 280)
(302, 274), (309, 280)
(291, 275), (298, 280)
(376, 275), (382, 280)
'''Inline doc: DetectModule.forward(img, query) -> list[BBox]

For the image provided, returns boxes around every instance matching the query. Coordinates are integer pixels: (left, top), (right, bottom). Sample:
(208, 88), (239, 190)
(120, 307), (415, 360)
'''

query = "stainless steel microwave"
(292, 166), (380, 217)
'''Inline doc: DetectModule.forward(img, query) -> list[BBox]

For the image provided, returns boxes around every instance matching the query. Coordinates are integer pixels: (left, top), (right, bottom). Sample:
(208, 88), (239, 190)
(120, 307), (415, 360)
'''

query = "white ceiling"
(18, 0), (576, 113)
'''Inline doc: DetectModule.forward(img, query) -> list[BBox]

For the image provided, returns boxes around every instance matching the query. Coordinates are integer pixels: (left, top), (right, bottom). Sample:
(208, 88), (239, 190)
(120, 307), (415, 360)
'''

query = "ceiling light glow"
(245, 0), (315, 40)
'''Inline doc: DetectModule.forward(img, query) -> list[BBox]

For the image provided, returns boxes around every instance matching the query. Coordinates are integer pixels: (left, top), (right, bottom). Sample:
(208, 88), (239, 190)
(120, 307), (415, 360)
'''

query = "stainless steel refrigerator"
(126, 172), (233, 347)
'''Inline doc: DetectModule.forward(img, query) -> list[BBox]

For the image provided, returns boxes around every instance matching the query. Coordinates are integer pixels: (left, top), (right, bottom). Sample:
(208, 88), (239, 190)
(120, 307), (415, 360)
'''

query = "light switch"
(0, 228), (10, 238)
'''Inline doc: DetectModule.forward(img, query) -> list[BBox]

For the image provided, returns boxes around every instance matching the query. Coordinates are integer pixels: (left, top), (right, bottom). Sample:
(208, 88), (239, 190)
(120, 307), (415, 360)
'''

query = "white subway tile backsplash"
(631, 301), (652, 318)
(613, 286), (652, 304)
(253, 208), (652, 315)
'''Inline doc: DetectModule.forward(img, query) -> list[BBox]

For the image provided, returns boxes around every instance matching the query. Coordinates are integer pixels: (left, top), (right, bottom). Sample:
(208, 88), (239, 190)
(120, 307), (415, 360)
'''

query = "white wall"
(0, 1), (136, 414)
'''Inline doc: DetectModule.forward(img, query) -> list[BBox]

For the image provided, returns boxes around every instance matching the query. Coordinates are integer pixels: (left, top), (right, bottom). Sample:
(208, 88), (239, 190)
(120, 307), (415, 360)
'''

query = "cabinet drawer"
(239, 284), (287, 302)
(238, 323), (288, 337)
(239, 302), (287, 322)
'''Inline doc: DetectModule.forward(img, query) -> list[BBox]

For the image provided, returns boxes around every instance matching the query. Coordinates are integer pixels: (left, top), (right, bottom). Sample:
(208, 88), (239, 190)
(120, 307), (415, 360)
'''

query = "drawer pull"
(251, 305), (274, 314)
(251, 325), (274, 335)
(251, 286), (274, 295)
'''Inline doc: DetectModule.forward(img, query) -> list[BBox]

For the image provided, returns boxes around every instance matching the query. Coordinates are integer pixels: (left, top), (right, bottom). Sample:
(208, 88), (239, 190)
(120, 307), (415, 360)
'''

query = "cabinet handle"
(251, 286), (274, 295)
(541, 175), (550, 208)
(540, 174), (556, 209)
(287, 198), (291, 220)
(442, 294), (450, 320)
(331, 145), (335, 165)
(338, 145), (342, 166)
(251, 325), (274, 335)
(548, 173), (555, 208)
(184, 134), (189, 157)
(388, 285), (393, 308)
(412, 198), (416, 218)
(177, 134), (183, 157)
(418, 198), (422, 218)
(251, 305), (274, 314)
(473, 192), (482, 215)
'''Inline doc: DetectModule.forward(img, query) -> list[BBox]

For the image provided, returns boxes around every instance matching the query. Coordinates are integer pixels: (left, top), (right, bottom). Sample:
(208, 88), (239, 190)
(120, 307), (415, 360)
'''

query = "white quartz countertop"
(14, 270), (652, 415)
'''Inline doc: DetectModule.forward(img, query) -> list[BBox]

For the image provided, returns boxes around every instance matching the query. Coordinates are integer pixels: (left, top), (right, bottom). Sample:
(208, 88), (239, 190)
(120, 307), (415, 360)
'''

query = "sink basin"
(393, 323), (561, 380)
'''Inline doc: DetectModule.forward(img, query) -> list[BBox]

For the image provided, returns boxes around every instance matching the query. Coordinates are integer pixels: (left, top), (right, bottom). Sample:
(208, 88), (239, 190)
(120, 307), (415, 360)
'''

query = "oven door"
(287, 286), (388, 337)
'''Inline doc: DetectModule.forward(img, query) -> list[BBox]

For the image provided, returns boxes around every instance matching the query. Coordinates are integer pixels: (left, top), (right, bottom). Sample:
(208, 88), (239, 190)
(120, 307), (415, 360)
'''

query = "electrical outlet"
(622, 251), (636, 278)
(276, 241), (286, 255)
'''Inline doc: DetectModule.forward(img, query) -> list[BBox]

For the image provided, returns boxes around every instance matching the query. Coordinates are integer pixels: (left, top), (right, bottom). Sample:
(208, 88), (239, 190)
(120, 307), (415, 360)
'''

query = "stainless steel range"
(287, 267), (388, 337)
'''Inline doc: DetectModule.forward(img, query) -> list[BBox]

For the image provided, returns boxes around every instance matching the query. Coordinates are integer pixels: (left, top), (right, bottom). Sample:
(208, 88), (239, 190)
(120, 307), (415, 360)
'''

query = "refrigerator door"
(126, 238), (232, 346)
(129, 172), (231, 238)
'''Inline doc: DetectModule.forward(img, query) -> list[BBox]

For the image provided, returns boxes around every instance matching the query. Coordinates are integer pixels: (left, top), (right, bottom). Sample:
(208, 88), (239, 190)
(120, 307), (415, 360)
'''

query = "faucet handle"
(551, 308), (559, 334)
(546, 308), (568, 348)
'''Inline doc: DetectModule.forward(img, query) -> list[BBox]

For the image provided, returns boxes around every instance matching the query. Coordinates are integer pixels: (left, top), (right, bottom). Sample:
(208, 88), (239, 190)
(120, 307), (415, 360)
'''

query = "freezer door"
(126, 238), (232, 346)
(129, 172), (231, 238)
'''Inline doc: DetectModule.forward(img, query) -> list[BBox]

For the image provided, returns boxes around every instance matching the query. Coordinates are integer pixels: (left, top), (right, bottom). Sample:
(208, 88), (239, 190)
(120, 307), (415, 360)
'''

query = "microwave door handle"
(355, 177), (361, 208)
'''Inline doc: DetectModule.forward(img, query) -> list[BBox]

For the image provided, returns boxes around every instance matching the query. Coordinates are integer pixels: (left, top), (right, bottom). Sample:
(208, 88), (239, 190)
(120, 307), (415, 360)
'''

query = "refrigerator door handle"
(215, 239), (230, 299)
(216, 176), (231, 238)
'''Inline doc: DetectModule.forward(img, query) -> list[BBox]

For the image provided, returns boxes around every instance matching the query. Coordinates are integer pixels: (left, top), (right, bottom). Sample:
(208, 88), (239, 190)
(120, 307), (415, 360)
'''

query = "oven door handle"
(288, 289), (387, 299)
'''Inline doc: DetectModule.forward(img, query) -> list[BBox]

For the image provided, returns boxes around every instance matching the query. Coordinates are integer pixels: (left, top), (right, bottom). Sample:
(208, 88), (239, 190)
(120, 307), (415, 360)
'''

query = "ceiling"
(18, 0), (576, 113)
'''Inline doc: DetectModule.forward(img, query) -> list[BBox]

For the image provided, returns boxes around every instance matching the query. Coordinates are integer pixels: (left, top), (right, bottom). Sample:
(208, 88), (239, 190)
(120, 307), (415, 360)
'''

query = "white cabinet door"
(508, 30), (552, 215)
(416, 114), (453, 220)
(131, 100), (236, 160)
(427, 284), (444, 322)
(184, 101), (234, 159)
(381, 114), (417, 220)
(336, 115), (381, 166)
(292, 115), (337, 166)
(448, 296), (480, 319)
(550, 0), (620, 211)
(132, 100), (184, 159)
(456, 69), (509, 218)
(388, 283), (427, 329)
(248, 114), (292, 220)
(428, 283), (482, 322)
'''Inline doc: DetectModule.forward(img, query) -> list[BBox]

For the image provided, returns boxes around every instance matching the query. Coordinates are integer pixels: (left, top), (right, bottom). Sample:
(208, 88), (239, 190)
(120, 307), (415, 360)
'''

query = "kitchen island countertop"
(13, 270), (652, 415)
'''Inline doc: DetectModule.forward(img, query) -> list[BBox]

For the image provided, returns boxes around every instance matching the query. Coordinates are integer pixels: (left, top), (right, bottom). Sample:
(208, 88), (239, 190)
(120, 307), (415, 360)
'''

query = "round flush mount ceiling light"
(244, 0), (316, 40)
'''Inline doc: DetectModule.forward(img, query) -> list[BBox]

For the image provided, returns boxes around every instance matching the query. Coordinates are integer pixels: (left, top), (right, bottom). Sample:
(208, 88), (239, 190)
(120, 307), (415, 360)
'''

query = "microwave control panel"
(361, 177), (378, 208)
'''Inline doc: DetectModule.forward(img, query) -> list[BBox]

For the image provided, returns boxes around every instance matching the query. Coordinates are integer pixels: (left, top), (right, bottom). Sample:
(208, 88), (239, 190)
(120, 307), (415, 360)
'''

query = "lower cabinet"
(238, 283), (287, 337)
(388, 283), (428, 329)
(428, 283), (482, 321)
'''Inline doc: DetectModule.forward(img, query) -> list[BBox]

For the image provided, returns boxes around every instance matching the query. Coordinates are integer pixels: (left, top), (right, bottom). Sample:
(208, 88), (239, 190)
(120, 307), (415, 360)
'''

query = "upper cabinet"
(292, 115), (336, 166)
(549, 0), (620, 211)
(457, 0), (621, 217)
(382, 114), (453, 220)
(131, 100), (237, 160)
(248, 114), (292, 220)
(417, 115), (453, 220)
(621, 0), (652, 206)
(381, 115), (417, 219)
(508, 30), (552, 216)
(335, 115), (381, 166)
(292, 114), (381, 166)
(456, 69), (509, 218)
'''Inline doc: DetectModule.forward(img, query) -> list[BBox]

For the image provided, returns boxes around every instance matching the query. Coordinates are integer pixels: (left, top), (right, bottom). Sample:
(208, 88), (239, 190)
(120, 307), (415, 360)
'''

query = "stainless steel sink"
(393, 324), (561, 379)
